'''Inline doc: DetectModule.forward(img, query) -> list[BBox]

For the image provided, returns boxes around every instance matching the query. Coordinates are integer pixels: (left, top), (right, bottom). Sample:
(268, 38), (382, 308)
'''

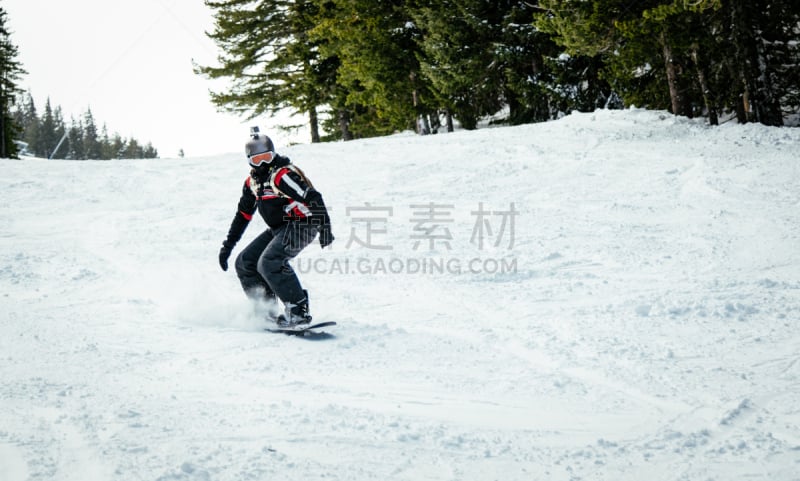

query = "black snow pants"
(234, 222), (318, 305)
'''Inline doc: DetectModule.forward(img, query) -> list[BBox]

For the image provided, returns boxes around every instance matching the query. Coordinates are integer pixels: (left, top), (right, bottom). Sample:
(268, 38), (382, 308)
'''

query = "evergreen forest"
(196, 0), (800, 142)
(12, 93), (159, 160)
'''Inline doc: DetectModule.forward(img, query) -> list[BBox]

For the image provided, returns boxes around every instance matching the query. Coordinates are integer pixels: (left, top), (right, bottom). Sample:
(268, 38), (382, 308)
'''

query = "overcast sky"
(4, 0), (304, 158)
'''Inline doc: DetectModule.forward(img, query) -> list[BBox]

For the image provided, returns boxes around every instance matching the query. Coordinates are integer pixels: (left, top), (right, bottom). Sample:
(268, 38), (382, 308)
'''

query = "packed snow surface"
(1, 109), (799, 480)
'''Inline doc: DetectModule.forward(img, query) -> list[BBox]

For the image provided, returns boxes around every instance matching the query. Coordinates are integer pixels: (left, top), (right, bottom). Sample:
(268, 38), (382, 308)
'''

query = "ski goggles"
(248, 151), (276, 167)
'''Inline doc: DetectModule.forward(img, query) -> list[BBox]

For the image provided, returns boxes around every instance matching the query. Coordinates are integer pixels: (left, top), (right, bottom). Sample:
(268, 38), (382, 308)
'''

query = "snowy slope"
(1, 109), (799, 481)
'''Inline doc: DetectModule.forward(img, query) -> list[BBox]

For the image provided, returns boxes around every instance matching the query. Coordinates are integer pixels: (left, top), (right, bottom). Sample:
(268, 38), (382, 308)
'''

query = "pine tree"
(110, 133), (125, 160)
(83, 108), (103, 159)
(99, 124), (113, 160)
(143, 142), (158, 159)
(67, 116), (85, 160)
(0, 6), (26, 158)
(495, 2), (548, 123)
(123, 138), (141, 159)
(17, 91), (38, 153)
(38, 98), (60, 157)
(311, 0), (432, 138)
(411, 0), (507, 130)
(494, 1), (602, 123)
(536, 0), (678, 114)
(197, 0), (334, 143)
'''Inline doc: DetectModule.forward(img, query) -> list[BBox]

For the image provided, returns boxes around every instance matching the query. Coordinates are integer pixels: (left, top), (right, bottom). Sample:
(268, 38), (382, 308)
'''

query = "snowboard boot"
(276, 291), (312, 328)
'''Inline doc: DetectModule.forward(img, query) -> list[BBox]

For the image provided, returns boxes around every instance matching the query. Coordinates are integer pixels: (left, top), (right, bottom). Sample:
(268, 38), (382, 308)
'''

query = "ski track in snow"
(1, 109), (799, 480)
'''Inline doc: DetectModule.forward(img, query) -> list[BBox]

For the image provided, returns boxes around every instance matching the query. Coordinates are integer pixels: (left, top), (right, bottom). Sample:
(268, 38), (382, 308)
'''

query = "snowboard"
(265, 321), (337, 335)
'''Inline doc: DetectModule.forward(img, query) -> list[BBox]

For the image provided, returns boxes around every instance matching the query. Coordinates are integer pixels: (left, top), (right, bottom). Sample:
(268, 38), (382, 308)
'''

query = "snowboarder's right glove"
(219, 242), (233, 271)
(319, 225), (334, 249)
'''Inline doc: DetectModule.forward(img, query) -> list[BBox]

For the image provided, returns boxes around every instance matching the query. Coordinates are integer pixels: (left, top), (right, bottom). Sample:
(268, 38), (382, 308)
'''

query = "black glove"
(220, 211), (250, 271)
(219, 243), (233, 271)
(319, 225), (334, 249)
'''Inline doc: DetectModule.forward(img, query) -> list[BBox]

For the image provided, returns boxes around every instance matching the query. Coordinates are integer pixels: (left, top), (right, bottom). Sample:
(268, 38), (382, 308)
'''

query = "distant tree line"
(1, 5), (158, 160)
(197, 0), (800, 142)
(12, 93), (158, 160)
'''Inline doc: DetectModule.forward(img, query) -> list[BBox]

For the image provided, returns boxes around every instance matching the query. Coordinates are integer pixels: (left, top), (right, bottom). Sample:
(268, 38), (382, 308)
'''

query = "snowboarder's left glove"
(220, 211), (250, 271)
(319, 225), (334, 249)
(219, 242), (233, 271)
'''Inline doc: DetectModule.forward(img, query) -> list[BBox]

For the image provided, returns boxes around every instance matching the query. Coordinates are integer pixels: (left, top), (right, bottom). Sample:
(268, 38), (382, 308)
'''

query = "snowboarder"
(218, 127), (334, 327)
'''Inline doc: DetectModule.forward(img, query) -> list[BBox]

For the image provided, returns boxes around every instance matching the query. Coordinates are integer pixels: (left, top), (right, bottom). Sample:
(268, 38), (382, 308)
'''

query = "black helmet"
(245, 126), (276, 167)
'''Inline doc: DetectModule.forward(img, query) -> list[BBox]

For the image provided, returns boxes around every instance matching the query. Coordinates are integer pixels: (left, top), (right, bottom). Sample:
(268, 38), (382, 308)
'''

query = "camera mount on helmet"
(245, 127), (276, 168)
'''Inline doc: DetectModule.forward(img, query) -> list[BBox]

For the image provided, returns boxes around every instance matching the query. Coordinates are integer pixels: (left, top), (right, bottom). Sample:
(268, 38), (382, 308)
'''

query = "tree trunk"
(729, 0), (753, 123)
(308, 106), (320, 143)
(660, 30), (687, 117)
(410, 71), (425, 135)
(338, 109), (352, 141)
(507, 89), (521, 125)
(691, 45), (718, 126)
(429, 112), (441, 134)
(725, 62), (749, 123)
(751, 35), (783, 126)
(445, 110), (454, 133)
(419, 115), (431, 135)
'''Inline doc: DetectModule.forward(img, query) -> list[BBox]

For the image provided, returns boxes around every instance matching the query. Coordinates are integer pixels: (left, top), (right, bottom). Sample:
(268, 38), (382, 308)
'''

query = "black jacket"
(222, 155), (331, 248)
